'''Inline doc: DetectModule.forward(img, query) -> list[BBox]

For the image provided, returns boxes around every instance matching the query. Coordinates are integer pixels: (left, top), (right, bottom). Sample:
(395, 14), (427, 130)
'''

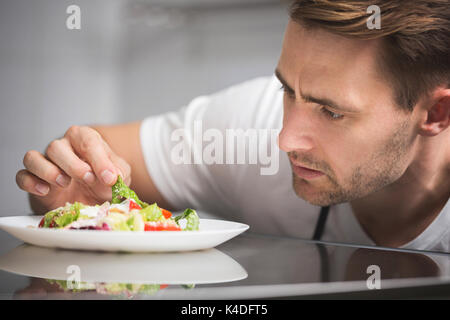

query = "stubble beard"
(292, 119), (414, 207)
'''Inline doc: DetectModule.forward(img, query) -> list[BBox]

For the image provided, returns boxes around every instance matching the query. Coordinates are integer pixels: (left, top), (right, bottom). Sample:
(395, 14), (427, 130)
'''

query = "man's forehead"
(278, 20), (388, 111)
(282, 21), (381, 65)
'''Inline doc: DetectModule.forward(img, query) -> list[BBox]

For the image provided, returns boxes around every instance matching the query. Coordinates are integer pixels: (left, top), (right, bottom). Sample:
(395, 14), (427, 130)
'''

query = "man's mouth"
(290, 160), (325, 180)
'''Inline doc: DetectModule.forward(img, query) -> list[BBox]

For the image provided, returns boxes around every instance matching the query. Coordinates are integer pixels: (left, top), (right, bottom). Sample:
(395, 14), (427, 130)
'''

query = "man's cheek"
(328, 150), (359, 183)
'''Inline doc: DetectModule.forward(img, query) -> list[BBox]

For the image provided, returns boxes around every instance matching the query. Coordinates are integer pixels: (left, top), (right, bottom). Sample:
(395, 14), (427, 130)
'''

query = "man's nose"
(278, 106), (315, 153)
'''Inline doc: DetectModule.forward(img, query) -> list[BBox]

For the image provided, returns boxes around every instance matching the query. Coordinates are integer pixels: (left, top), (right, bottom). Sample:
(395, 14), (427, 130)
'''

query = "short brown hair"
(289, 0), (450, 111)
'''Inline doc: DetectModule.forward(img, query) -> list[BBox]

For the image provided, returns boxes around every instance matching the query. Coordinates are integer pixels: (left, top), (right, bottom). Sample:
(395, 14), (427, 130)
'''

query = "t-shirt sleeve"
(139, 76), (282, 215)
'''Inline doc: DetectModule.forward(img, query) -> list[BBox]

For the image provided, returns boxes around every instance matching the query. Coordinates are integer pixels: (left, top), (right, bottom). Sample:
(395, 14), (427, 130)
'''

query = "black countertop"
(1, 230), (450, 299)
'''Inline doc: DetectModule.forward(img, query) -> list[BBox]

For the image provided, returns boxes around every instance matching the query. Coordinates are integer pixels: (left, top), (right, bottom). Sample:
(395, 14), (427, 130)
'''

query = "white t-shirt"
(140, 75), (450, 254)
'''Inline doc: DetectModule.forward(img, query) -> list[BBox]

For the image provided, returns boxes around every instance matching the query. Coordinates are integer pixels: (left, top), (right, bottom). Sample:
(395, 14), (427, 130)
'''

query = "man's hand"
(16, 125), (132, 213)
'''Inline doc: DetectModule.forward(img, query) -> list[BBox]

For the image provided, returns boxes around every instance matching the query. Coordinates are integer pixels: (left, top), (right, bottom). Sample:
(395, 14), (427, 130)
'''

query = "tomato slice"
(144, 221), (181, 231)
(161, 208), (172, 219)
(39, 217), (56, 228)
(129, 200), (142, 211)
(39, 216), (56, 228)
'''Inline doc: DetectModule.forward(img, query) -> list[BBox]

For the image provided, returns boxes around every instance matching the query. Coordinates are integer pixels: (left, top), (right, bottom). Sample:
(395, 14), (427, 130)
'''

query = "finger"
(23, 150), (72, 188)
(87, 178), (114, 201)
(109, 152), (132, 185)
(45, 138), (96, 186)
(16, 169), (51, 196)
(65, 126), (118, 186)
(102, 140), (131, 185)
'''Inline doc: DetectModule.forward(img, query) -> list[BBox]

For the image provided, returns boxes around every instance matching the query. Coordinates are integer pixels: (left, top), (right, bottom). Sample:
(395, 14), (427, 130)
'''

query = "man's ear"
(418, 88), (450, 137)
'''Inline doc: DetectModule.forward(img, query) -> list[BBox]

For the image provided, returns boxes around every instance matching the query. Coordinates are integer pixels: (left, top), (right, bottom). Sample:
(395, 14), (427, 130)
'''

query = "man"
(16, 1), (450, 252)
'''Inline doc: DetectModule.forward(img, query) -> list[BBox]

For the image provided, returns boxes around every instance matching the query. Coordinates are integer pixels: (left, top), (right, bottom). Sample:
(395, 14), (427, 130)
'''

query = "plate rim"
(0, 215), (250, 236)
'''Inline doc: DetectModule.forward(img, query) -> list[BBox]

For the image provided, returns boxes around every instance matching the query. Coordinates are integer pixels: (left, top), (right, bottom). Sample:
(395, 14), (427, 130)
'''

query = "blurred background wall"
(0, 0), (288, 216)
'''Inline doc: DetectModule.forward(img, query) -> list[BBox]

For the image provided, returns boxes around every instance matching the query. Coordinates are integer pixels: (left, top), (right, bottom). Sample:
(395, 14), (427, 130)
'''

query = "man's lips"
(290, 160), (325, 180)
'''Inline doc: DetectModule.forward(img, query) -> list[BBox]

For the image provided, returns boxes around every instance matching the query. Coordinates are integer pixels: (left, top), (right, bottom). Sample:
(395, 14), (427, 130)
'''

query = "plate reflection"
(0, 244), (247, 299)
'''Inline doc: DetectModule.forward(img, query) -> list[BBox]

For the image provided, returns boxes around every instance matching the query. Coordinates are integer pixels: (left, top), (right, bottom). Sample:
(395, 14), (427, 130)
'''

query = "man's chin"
(294, 190), (336, 207)
(292, 175), (346, 207)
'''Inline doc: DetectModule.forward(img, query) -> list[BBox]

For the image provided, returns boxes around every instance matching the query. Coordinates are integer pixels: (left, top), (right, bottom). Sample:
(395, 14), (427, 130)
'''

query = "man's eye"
(320, 107), (344, 120)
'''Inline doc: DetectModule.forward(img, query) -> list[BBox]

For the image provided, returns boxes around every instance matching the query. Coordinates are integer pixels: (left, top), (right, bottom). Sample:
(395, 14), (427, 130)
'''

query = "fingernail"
(83, 172), (95, 185)
(56, 174), (70, 187)
(35, 183), (49, 195)
(101, 170), (115, 185)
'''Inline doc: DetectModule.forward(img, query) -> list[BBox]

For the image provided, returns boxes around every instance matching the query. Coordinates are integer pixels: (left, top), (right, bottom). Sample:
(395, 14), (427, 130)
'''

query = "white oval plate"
(0, 244), (248, 285)
(0, 216), (249, 252)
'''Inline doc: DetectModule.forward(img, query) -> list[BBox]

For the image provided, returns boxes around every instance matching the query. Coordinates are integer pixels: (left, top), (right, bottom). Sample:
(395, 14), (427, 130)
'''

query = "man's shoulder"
(210, 75), (281, 104)
(216, 74), (277, 92)
(203, 75), (283, 130)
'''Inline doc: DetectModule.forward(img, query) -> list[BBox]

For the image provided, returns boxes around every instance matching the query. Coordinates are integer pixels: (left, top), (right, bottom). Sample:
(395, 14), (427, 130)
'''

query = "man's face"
(277, 21), (419, 206)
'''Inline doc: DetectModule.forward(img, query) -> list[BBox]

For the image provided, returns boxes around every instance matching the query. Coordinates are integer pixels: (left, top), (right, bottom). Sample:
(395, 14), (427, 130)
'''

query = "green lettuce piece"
(102, 212), (130, 231)
(54, 202), (83, 228)
(112, 217), (131, 231)
(138, 284), (163, 295)
(54, 212), (77, 228)
(126, 213), (145, 231)
(42, 210), (60, 228)
(102, 283), (161, 297)
(42, 202), (84, 228)
(114, 220), (131, 231)
(174, 209), (199, 231)
(103, 283), (129, 294)
(182, 284), (196, 290)
(111, 176), (148, 208)
(139, 203), (162, 222)
(47, 280), (162, 296)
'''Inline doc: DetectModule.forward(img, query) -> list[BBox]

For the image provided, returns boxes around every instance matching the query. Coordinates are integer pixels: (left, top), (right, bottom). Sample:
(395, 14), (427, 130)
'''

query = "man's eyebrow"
(301, 94), (360, 113)
(275, 69), (294, 93)
(274, 68), (360, 113)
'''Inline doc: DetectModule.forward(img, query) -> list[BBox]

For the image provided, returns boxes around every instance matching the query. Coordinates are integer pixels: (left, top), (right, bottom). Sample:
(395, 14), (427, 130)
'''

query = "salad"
(46, 279), (194, 298)
(38, 176), (199, 232)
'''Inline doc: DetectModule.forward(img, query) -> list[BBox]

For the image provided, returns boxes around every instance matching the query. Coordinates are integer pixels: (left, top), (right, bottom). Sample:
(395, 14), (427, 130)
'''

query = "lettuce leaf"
(43, 202), (84, 228)
(174, 209), (199, 231)
(126, 212), (145, 231)
(111, 176), (148, 208)
(43, 210), (60, 228)
(139, 203), (162, 222)
(104, 212), (130, 231)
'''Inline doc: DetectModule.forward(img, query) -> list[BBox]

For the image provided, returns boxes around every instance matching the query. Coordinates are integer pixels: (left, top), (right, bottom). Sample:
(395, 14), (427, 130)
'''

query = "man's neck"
(350, 133), (450, 248)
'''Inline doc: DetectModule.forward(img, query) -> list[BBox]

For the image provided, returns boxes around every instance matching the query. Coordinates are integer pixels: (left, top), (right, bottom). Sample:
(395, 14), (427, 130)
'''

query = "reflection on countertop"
(0, 244), (247, 299)
(1, 233), (450, 299)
